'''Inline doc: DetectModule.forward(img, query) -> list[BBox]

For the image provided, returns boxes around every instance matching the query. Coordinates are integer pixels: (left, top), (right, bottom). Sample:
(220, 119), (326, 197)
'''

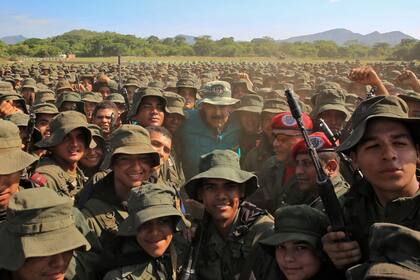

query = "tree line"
(0, 29), (419, 60)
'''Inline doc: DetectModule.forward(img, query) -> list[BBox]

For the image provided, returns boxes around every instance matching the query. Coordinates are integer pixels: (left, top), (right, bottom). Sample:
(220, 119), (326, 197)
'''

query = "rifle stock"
(285, 89), (348, 234)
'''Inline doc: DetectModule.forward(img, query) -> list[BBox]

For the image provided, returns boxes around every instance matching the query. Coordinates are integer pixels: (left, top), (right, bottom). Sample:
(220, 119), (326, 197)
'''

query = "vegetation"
(1, 29), (419, 61)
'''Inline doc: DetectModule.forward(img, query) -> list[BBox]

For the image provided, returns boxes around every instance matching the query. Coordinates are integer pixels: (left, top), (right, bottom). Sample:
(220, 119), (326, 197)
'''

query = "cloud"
(0, 13), (63, 37)
(329, 0), (341, 3)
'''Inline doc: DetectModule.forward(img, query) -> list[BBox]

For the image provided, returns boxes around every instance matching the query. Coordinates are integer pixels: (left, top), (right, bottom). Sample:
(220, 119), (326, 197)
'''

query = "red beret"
(291, 132), (336, 159)
(271, 112), (313, 135)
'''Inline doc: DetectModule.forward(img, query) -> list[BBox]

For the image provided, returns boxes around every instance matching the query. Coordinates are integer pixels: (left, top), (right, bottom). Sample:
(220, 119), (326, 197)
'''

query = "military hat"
(81, 91), (103, 103)
(259, 205), (328, 252)
(21, 78), (37, 91)
(338, 96), (420, 153)
(261, 98), (289, 114)
(231, 78), (256, 94)
(0, 80), (14, 94)
(35, 111), (93, 149)
(346, 223), (420, 280)
(163, 91), (185, 117)
(105, 93), (125, 104)
(32, 102), (59, 115)
(0, 86), (28, 114)
(127, 87), (168, 119)
(291, 132), (335, 160)
(176, 78), (199, 90)
(55, 79), (73, 92)
(56, 91), (82, 106)
(234, 94), (263, 114)
(118, 183), (190, 236)
(398, 90), (420, 103)
(5, 112), (30, 127)
(198, 80), (239, 106)
(105, 124), (160, 169)
(311, 88), (350, 120)
(0, 188), (90, 271)
(0, 119), (37, 174)
(271, 112), (313, 136)
(34, 89), (56, 105)
(124, 77), (140, 88)
(148, 80), (164, 89)
(184, 149), (258, 201)
(88, 124), (105, 148)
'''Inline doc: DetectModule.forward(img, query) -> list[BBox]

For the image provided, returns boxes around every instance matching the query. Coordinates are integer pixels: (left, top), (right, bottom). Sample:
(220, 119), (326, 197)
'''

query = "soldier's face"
(36, 114), (55, 138)
(351, 119), (419, 200)
(93, 108), (114, 134)
(200, 103), (230, 132)
(317, 110), (346, 134)
(98, 86), (111, 98)
(239, 111), (260, 134)
(149, 131), (172, 166)
(295, 154), (317, 192)
(136, 217), (174, 258)
(50, 128), (86, 165)
(134, 97), (165, 127)
(164, 113), (184, 133)
(113, 154), (153, 189)
(273, 134), (301, 161)
(83, 102), (97, 122)
(178, 88), (196, 109)
(199, 178), (243, 227)
(275, 241), (321, 280)
(79, 145), (104, 169)
(13, 250), (73, 280)
(261, 112), (277, 140)
(21, 88), (35, 104)
(232, 84), (248, 99)
(0, 170), (21, 209)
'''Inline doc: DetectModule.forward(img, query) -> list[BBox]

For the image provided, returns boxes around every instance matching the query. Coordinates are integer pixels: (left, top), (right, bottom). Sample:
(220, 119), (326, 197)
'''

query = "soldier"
(81, 91), (103, 123)
(0, 82), (27, 118)
(322, 95), (420, 270)
(0, 120), (38, 223)
(127, 87), (168, 127)
(32, 102), (59, 138)
(103, 183), (190, 280)
(81, 125), (160, 252)
(92, 100), (120, 140)
(34, 88), (56, 105)
(233, 94), (263, 164)
(20, 78), (37, 105)
(398, 90), (420, 118)
(163, 91), (186, 135)
(255, 205), (343, 280)
(184, 149), (274, 280)
(278, 132), (349, 210)
(0, 188), (92, 280)
(176, 77), (199, 109)
(231, 75), (256, 100)
(242, 98), (289, 175)
(79, 124), (106, 179)
(123, 76), (140, 104)
(346, 223), (420, 279)
(34, 111), (94, 200)
(179, 81), (241, 179)
(56, 91), (83, 113)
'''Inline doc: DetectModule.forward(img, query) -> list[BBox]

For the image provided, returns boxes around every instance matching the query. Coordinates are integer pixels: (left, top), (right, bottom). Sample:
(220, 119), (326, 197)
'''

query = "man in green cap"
(127, 87), (168, 127)
(179, 81), (241, 180)
(176, 77), (199, 109)
(103, 183), (190, 280)
(184, 149), (274, 280)
(56, 91), (83, 113)
(242, 98), (289, 175)
(81, 125), (160, 253)
(0, 187), (92, 280)
(20, 78), (37, 105)
(398, 90), (420, 118)
(163, 91), (186, 135)
(32, 102), (59, 139)
(231, 74), (256, 99)
(34, 88), (56, 105)
(34, 111), (94, 200)
(123, 76), (140, 104)
(234, 94), (263, 164)
(322, 95), (420, 270)
(0, 119), (38, 223)
(0, 81), (27, 118)
(91, 100), (120, 141)
(346, 223), (420, 280)
(81, 91), (103, 123)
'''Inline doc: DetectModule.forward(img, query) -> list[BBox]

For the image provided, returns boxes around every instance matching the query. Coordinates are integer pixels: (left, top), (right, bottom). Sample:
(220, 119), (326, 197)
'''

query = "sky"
(0, 0), (419, 40)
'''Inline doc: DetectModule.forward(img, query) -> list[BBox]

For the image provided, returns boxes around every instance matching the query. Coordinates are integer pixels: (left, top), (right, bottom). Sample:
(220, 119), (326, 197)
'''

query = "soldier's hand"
(322, 228), (361, 270)
(395, 70), (420, 92)
(348, 66), (381, 86)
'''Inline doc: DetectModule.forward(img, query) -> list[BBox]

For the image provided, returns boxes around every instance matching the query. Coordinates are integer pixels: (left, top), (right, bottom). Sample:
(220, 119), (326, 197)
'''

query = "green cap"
(0, 119), (37, 174)
(0, 188), (90, 270)
(5, 112), (29, 127)
(311, 88), (350, 120)
(35, 111), (93, 149)
(234, 94), (263, 113)
(259, 205), (328, 251)
(231, 78), (256, 94)
(34, 89), (56, 105)
(105, 93), (125, 104)
(262, 98), (289, 114)
(176, 78), (199, 90)
(55, 79), (73, 92)
(338, 96), (420, 153)
(32, 102), (59, 115)
(105, 124), (160, 168)
(118, 183), (190, 236)
(127, 87), (168, 119)
(346, 223), (420, 280)
(199, 81), (239, 106)
(399, 90), (420, 103)
(56, 91), (82, 109)
(163, 91), (185, 117)
(81, 91), (103, 103)
(184, 149), (258, 201)
(21, 78), (37, 91)
(124, 77), (140, 88)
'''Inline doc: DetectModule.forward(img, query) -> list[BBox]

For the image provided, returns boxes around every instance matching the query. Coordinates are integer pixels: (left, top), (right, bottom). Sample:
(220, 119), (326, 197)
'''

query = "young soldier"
(184, 149), (274, 280)
(322, 95), (420, 270)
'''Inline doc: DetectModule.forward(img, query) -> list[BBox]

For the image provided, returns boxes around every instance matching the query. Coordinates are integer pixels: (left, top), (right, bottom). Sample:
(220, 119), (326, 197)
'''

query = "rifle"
(318, 118), (363, 183)
(178, 213), (208, 280)
(285, 89), (348, 234)
(25, 96), (36, 152)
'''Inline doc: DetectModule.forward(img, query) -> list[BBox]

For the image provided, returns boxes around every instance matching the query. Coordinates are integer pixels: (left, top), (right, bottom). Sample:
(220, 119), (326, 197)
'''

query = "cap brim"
(315, 104), (350, 120)
(167, 107), (185, 117)
(184, 166), (258, 200)
(0, 149), (38, 175)
(198, 97), (239, 106)
(102, 145), (160, 169)
(364, 262), (420, 279)
(35, 126), (92, 148)
(259, 232), (319, 248)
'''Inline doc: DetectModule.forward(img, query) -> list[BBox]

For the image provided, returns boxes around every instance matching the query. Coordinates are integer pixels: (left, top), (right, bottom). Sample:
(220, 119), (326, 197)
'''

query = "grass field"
(1, 56), (405, 65)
